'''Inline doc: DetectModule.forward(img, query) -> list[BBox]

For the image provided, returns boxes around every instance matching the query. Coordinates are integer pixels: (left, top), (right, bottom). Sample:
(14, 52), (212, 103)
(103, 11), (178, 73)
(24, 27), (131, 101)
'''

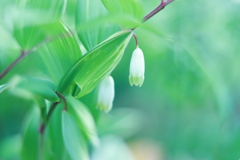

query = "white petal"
(97, 76), (115, 113)
(129, 47), (145, 87)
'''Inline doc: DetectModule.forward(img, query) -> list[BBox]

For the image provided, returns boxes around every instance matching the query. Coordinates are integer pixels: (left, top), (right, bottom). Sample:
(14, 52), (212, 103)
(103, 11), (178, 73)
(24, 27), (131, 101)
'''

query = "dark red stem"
(132, 33), (139, 46)
(143, 0), (175, 22)
(0, 51), (26, 79)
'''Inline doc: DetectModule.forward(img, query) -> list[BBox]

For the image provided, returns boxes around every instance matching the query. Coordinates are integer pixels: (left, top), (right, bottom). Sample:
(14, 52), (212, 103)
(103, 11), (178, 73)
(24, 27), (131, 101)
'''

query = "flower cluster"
(97, 33), (145, 113)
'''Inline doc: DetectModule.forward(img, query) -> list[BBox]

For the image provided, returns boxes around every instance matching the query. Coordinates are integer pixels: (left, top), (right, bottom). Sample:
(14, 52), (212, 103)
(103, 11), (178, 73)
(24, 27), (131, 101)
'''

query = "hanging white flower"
(129, 47), (145, 87)
(97, 75), (115, 113)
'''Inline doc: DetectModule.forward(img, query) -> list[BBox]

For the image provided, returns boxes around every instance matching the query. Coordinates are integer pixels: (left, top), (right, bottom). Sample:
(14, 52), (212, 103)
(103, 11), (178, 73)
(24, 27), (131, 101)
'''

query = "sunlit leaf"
(62, 111), (89, 160)
(37, 22), (82, 84)
(76, 0), (119, 51)
(58, 30), (132, 98)
(66, 96), (99, 146)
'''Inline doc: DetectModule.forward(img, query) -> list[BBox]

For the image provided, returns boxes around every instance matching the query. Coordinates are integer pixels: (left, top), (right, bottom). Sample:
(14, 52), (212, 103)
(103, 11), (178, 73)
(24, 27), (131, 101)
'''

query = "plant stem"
(0, 32), (72, 80)
(39, 133), (45, 160)
(56, 92), (68, 110)
(39, 92), (67, 134)
(39, 102), (59, 134)
(132, 33), (139, 47)
(0, 51), (26, 79)
(143, 0), (175, 22)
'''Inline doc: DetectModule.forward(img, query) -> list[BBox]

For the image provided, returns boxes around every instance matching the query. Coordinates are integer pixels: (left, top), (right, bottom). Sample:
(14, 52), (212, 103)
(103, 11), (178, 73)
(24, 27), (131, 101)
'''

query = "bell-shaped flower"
(97, 75), (115, 113)
(129, 47), (145, 87)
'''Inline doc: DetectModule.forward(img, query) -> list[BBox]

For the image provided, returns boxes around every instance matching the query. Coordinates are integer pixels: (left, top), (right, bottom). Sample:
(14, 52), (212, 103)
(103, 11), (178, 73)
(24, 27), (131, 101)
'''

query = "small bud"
(97, 76), (115, 113)
(129, 47), (145, 87)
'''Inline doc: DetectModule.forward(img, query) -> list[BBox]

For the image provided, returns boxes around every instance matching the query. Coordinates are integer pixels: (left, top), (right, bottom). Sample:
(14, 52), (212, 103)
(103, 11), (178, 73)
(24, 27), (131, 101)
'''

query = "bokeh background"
(1, 0), (240, 159)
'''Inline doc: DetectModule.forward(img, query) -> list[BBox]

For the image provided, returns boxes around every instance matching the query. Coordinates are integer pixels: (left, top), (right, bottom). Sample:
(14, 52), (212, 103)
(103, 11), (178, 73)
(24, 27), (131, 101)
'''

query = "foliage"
(1, 0), (240, 160)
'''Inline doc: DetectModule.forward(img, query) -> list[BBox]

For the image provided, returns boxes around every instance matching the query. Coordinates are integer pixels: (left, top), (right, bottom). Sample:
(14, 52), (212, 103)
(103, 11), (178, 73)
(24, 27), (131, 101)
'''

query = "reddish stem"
(132, 33), (139, 46)
(143, 0), (175, 22)
(0, 51), (26, 79)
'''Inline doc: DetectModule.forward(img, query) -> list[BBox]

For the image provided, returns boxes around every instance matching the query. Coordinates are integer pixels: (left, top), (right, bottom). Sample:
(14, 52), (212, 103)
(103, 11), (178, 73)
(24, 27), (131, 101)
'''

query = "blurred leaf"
(46, 104), (66, 160)
(0, 135), (21, 160)
(0, 83), (9, 93)
(10, 76), (59, 102)
(98, 108), (143, 138)
(37, 22), (82, 84)
(21, 107), (40, 160)
(101, 0), (143, 20)
(58, 30), (132, 98)
(101, 0), (143, 28)
(76, 0), (119, 51)
(92, 136), (135, 160)
(66, 96), (99, 146)
(62, 111), (89, 160)
(13, 0), (67, 49)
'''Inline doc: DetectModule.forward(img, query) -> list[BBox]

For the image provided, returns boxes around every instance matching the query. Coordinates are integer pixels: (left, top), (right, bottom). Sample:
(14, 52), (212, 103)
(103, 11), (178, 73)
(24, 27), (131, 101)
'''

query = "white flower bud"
(129, 47), (145, 87)
(97, 75), (115, 113)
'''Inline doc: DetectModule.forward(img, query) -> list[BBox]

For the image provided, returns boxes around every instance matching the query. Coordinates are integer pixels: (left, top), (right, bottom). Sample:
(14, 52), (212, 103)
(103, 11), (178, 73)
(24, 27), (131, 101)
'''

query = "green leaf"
(58, 30), (132, 98)
(10, 76), (59, 102)
(13, 0), (67, 49)
(46, 103), (67, 160)
(37, 22), (82, 84)
(76, 0), (119, 51)
(101, 0), (143, 28)
(66, 96), (99, 146)
(62, 111), (89, 160)
(21, 107), (40, 160)
(0, 84), (9, 93)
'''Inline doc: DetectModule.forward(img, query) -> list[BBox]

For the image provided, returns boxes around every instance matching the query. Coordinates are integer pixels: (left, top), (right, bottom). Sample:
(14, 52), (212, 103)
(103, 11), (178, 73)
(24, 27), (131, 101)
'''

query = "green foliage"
(58, 30), (132, 98)
(101, 0), (143, 24)
(21, 107), (40, 160)
(62, 111), (88, 160)
(66, 96), (99, 146)
(2, 0), (240, 160)
(76, 0), (119, 51)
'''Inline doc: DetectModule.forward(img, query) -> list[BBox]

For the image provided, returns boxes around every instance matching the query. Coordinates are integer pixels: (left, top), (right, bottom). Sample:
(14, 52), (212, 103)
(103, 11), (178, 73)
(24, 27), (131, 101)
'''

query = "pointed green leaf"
(10, 76), (59, 102)
(21, 107), (40, 160)
(66, 96), (99, 146)
(76, 0), (119, 51)
(62, 111), (89, 160)
(58, 30), (132, 98)
(37, 23), (82, 84)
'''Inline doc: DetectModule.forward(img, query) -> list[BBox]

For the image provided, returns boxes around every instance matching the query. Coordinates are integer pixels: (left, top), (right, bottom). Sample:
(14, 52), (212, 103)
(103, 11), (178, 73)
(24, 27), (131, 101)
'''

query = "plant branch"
(0, 32), (72, 80)
(143, 0), (175, 22)
(0, 51), (26, 79)
(56, 92), (68, 110)
(132, 33), (139, 46)
(39, 92), (67, 134)
(39, 102), (59, 134)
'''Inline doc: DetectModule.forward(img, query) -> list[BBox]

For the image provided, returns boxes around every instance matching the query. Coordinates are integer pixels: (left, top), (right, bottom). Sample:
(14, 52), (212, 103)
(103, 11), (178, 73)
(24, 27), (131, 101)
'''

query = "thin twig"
(38, 91), (68, 134)
(39, 102), (59, 134)
(0, 51), (26, 79)
(0, 32), (73, 80)
(132, 33), (139, 47)
(143, 0), (175, 22)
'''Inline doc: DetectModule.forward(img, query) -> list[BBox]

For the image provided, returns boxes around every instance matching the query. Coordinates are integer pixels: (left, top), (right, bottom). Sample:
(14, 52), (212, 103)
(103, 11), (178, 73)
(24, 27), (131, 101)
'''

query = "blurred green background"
(1, 0), (240, 159)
